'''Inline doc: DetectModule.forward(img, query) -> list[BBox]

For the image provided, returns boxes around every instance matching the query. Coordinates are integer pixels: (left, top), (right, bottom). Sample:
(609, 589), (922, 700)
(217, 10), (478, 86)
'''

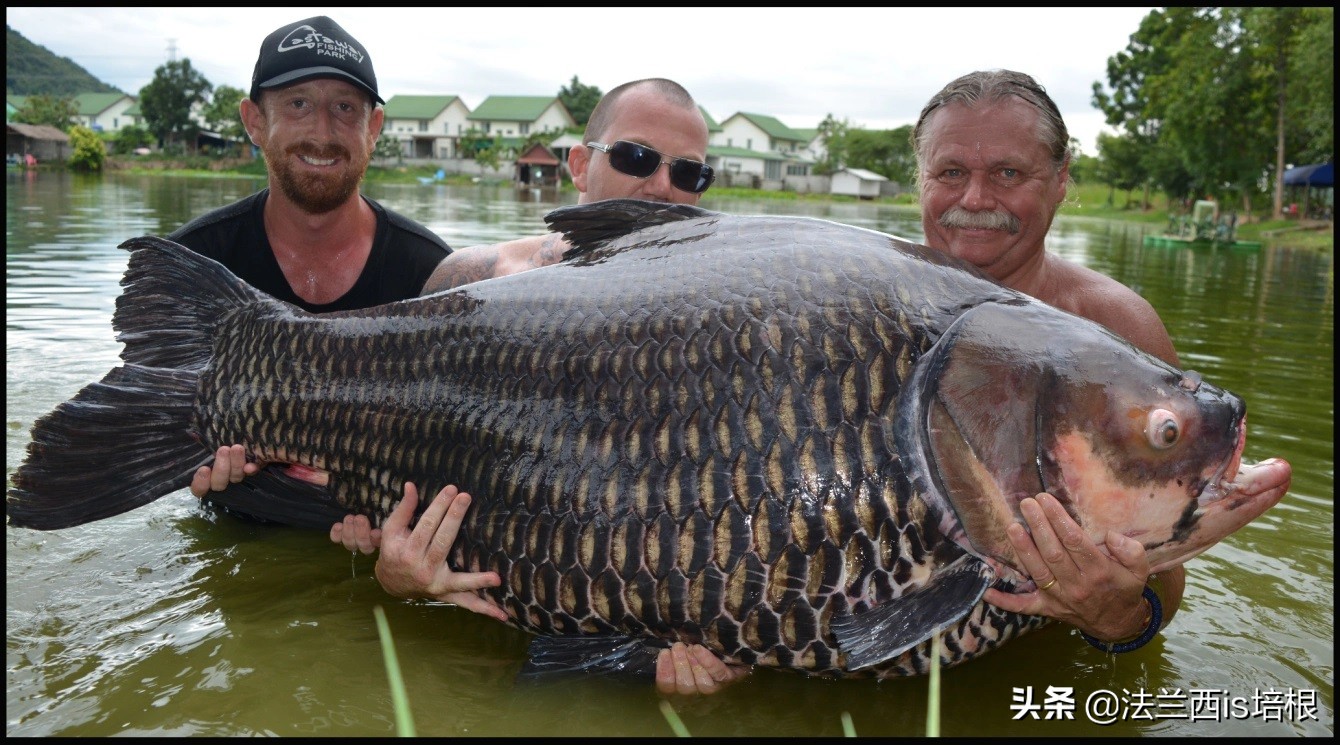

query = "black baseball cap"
(250, 16), (382, 104)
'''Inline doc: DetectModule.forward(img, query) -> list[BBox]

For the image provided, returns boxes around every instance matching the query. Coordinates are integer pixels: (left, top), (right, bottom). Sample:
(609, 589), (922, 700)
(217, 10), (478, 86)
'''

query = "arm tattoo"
(530, 233), (567, 269)
(420, 248), (500, 295)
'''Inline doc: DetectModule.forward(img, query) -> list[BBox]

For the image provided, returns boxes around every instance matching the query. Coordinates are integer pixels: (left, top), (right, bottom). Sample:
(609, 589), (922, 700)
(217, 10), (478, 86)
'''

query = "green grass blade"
(659, 700), (692, 737)
(926, 629), (941, 737)
(374, 605), (417, 737)
(841, 711), (856, 736)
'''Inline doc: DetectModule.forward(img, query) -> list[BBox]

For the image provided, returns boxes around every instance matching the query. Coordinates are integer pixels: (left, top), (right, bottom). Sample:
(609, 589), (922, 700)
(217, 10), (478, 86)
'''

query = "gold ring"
(1038, 577), (1058, 591)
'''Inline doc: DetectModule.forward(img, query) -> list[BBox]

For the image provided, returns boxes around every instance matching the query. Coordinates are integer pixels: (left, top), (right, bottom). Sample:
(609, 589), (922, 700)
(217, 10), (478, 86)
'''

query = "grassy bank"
(100, 156), (1334, 251)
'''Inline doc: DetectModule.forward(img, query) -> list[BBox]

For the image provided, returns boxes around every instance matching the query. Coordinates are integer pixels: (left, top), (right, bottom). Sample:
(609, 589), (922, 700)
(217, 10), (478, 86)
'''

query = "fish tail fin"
(8, 236), (271, 530)
(8, 365), (208, 529)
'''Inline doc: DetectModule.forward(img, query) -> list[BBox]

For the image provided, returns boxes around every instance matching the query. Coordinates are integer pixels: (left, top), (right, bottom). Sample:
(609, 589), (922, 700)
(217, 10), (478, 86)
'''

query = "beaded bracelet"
(1081, 584), (1163, 654)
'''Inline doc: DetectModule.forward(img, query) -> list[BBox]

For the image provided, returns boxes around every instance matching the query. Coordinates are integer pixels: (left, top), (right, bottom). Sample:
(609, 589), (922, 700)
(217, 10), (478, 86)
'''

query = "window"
(520, 123), (530, 135)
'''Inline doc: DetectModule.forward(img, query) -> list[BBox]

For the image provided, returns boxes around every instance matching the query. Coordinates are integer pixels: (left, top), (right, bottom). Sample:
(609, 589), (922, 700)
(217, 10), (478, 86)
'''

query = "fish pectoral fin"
(832, 556), (993, 671)
(516, 635), (669, 681)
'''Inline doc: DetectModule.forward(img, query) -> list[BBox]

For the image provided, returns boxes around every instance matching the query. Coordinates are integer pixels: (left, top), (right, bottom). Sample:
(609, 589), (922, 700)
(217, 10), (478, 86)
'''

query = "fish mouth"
(1148, 416), (1292, 575)
(1196, 418), (1249, 507)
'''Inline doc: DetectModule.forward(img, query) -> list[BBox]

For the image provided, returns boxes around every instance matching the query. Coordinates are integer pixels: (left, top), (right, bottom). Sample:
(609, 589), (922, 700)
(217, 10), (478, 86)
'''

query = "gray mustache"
(938, 206), (1020, 234)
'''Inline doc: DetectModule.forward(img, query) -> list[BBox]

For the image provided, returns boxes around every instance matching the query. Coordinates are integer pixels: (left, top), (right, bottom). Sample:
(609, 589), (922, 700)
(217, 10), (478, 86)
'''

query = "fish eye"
(1146, 409), (1181, 449)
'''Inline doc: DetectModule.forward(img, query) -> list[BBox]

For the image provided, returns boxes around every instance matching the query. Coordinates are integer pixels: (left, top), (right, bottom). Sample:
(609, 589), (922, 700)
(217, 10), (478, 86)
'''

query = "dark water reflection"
(6, 170), (1333, 736)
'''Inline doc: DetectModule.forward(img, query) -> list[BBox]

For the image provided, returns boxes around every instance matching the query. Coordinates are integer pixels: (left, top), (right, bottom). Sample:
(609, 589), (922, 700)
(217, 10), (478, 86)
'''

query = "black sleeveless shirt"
(168, 189), (450, 312)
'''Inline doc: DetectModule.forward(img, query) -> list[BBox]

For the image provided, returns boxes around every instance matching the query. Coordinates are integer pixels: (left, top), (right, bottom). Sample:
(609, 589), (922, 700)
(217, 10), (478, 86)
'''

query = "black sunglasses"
(586, 140), (715, 194)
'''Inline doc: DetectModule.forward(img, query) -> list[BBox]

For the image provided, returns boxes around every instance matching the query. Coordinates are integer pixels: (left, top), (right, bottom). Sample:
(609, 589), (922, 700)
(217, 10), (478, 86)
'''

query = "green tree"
(114, 124), (155, 154)
(1094, 8), (1332, 218)
(1285, 8), (1333, 163)
(1091, 8), (1198, 207)
(843, 126), (916, 184)
(812, 113), (850, 175)
(374, 130), (403, 163)
(66, 124), (106, 171)
(200, 84), (246, 153)
(1094, 131), (1148, 208)
(138, 58), (212, 154)
(459, 129), (503, 171)
(557, 75), (602, 129)
(11, 93), (79, 131)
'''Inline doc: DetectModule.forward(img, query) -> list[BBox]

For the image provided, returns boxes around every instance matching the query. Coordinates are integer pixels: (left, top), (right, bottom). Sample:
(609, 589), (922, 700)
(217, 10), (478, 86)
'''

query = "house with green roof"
(73, 93), (137, 133)
(467, 95), (575, 149)
(699, 105), (722, 136)
(381, 94), (472, 159)
(712, 112), (815, 182)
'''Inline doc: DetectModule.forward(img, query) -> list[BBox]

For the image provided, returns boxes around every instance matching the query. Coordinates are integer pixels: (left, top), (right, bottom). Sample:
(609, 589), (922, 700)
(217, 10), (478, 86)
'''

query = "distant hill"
(7, 25), (122, 97)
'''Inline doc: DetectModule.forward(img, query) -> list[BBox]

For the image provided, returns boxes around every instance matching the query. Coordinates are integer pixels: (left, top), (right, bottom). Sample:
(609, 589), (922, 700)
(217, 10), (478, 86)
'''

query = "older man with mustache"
(913, 69), (1186, 656)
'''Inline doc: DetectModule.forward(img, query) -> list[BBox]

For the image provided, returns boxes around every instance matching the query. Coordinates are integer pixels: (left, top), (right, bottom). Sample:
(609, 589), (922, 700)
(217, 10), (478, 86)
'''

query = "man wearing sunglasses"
(328, 78), (747, 695)
(410, 77), (715, 292)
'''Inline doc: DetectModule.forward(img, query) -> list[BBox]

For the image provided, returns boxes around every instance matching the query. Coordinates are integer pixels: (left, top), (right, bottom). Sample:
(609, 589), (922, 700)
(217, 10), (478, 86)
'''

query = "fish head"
(900, 299), (1291, 586)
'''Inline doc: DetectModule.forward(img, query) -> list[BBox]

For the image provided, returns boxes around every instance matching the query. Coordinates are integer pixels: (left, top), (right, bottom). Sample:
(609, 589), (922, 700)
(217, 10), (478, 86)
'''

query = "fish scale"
(8, 199), (1289, 680)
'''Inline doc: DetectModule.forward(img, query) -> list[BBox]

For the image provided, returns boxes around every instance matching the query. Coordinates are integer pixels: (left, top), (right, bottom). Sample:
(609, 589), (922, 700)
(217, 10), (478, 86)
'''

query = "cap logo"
(276, 23), (364, 65)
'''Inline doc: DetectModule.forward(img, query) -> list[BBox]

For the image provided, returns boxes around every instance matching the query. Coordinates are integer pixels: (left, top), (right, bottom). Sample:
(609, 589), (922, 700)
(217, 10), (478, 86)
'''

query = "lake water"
(5, 170), (1333, 736)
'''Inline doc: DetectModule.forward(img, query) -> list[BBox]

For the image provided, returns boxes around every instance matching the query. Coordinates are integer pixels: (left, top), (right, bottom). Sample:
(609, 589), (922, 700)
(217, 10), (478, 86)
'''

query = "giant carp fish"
(8, 199), (1291, 678)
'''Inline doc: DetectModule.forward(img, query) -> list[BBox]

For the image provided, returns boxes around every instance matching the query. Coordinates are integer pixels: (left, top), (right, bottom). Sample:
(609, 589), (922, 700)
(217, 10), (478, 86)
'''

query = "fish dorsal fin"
(543, 198), (718, 260)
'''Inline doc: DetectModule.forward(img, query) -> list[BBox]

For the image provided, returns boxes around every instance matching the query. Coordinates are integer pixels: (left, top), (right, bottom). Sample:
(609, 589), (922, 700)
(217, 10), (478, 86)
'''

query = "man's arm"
(420, 233), (569, 295)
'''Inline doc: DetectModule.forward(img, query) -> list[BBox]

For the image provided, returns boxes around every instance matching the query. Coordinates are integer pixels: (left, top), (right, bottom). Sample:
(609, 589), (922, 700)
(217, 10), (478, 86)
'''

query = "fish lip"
(1197, 417), (1248, 507)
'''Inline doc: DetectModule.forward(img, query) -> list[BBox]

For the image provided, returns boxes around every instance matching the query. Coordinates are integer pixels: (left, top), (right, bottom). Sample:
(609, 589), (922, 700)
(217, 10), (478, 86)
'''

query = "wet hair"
(583, 78), (698, 142)
(912, 69), (1071, 180)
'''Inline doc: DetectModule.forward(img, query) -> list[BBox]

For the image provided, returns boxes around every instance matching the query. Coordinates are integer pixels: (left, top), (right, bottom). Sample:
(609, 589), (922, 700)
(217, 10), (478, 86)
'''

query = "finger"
(419, 486), (465, 564)
(1004, 518), (1052, 588)
(1103, 531), (1149, 576)
(209, 447), (233, 491)
(983, 586), (1036, 615)
(1036, 492), (1101, 568)
(225, 444), (248, 483)
(382, 481), (421, 536)
(406, 482), (453, 556)
(190, 466), (212, 499)
(350, 515), (376, 554)
(442, 587), (508, 622)
(686, 645), (723, 693)
(670, 643), (696, 695)
(426, 487), (471, 563)
(1019, 495), (1075, 578)
(655, 648), (677, 695)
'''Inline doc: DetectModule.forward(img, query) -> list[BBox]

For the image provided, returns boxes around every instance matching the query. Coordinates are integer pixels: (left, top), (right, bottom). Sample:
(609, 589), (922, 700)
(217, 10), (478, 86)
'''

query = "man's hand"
(190, 444), (261, 498)
(984, 492), (1181, 642)
(332, 483), (752, 695)
(654, 642), (752, 696)
(331, 512), (380, 555)
(370, 482), (509, 623)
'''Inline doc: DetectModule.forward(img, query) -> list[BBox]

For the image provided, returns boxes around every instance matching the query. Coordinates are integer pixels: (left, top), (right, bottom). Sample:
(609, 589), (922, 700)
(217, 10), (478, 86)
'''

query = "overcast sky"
(8, 7), (1155, 155)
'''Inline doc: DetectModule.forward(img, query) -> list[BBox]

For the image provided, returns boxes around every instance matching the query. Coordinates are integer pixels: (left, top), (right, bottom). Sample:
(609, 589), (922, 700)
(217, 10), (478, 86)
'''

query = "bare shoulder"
(1050, 260), (1180, 366)
(420, 233), (570, 295)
